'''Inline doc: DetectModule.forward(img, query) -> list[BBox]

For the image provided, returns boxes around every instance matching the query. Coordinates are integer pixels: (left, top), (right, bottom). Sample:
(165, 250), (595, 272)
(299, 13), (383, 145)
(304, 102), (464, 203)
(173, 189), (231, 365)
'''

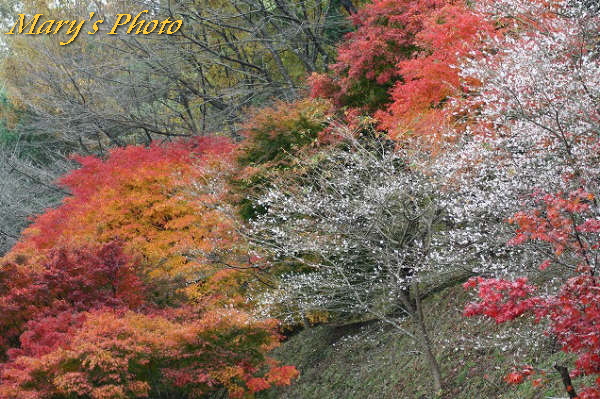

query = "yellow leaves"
(126, 381), (150, 398)
(163, 212), (196, 230)
(215, 365), (246, 385)
(305, 310), (330, 325)
(81, 349), (127, 373)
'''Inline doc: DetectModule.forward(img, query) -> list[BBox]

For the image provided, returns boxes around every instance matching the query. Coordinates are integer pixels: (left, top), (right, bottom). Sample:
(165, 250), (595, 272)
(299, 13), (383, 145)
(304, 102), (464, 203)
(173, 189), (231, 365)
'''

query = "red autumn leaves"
(0, 137), (297, 398)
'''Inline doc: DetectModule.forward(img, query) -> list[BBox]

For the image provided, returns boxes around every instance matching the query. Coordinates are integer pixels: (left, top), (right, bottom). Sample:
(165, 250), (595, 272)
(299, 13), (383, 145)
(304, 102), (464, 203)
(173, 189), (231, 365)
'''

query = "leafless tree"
(1, 0), (352, 152)
(0, 142), (70, 255)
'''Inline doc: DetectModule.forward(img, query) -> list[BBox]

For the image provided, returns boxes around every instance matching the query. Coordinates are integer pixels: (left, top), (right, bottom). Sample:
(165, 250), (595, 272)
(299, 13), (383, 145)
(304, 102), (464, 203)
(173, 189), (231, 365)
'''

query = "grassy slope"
(258, 284), (585, 399)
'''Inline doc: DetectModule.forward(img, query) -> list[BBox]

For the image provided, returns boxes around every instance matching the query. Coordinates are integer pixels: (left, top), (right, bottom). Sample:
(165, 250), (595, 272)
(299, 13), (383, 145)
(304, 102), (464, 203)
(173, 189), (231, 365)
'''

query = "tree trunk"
(554, 364), (577, 399)
(398, 287), (443, 395)
(414, 295), (443, 394)
(414, 314), (443, 394)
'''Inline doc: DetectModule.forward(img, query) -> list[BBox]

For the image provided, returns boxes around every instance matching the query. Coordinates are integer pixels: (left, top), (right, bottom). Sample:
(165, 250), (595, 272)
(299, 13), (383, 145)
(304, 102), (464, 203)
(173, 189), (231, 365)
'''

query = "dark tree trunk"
(554, 364), (577, 399)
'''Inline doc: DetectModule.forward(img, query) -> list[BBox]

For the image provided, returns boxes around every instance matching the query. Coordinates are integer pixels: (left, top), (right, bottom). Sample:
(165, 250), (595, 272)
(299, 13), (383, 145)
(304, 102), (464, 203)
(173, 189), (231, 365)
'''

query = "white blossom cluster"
(429, 0), (600, 277)
(248, 133), (459, 330)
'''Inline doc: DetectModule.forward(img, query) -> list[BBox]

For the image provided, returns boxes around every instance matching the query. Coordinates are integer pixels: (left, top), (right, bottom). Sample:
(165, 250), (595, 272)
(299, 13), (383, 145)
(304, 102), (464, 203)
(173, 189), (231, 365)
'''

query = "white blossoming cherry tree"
(246, 127), (467, 394)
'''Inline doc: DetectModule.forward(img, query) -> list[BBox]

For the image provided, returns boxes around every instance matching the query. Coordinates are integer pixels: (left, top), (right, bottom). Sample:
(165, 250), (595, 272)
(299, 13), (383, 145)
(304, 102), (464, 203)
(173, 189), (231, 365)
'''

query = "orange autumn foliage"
(309, 0), (447, 113)
(6, 137), (248, 304)
(376, 3), (495, 145)
(0, 308), (295, 399)
(310, 0), (495, 150)
(0, 137), (298, 398)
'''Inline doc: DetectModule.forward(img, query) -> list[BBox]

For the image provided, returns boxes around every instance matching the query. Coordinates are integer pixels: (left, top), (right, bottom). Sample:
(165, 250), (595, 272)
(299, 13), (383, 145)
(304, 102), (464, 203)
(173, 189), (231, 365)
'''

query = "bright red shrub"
(465, 189), (600, 397)
(7, 312), (86, 360)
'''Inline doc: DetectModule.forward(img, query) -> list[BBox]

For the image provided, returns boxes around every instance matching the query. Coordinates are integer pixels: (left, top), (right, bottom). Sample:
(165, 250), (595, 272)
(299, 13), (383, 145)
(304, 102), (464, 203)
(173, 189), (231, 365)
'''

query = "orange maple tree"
(0, 137), (298, 398)
(0, 309), (297, 399)
(8, 136), (248, 304)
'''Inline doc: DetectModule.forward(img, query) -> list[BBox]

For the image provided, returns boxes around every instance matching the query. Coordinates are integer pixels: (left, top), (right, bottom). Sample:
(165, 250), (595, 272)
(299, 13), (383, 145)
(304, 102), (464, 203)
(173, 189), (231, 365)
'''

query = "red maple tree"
(465, 189), (600, 398)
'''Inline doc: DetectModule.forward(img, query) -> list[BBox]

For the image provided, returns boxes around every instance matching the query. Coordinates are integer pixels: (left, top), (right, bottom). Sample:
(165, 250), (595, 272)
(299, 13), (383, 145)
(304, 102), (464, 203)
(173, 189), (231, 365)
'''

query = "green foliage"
(238, 99), (333, 166)
(234, 99), (333, 220)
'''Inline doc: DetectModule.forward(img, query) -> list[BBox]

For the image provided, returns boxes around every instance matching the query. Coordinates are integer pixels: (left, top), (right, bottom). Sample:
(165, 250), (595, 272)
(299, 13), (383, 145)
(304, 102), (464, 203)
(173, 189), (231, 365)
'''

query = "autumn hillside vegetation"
(1, 0), (600, 398)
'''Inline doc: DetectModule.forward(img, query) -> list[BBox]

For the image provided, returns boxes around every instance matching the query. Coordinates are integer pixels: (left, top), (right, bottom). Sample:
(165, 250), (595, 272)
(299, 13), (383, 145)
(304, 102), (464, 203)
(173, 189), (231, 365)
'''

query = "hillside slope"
(258, 285), (580, 399)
